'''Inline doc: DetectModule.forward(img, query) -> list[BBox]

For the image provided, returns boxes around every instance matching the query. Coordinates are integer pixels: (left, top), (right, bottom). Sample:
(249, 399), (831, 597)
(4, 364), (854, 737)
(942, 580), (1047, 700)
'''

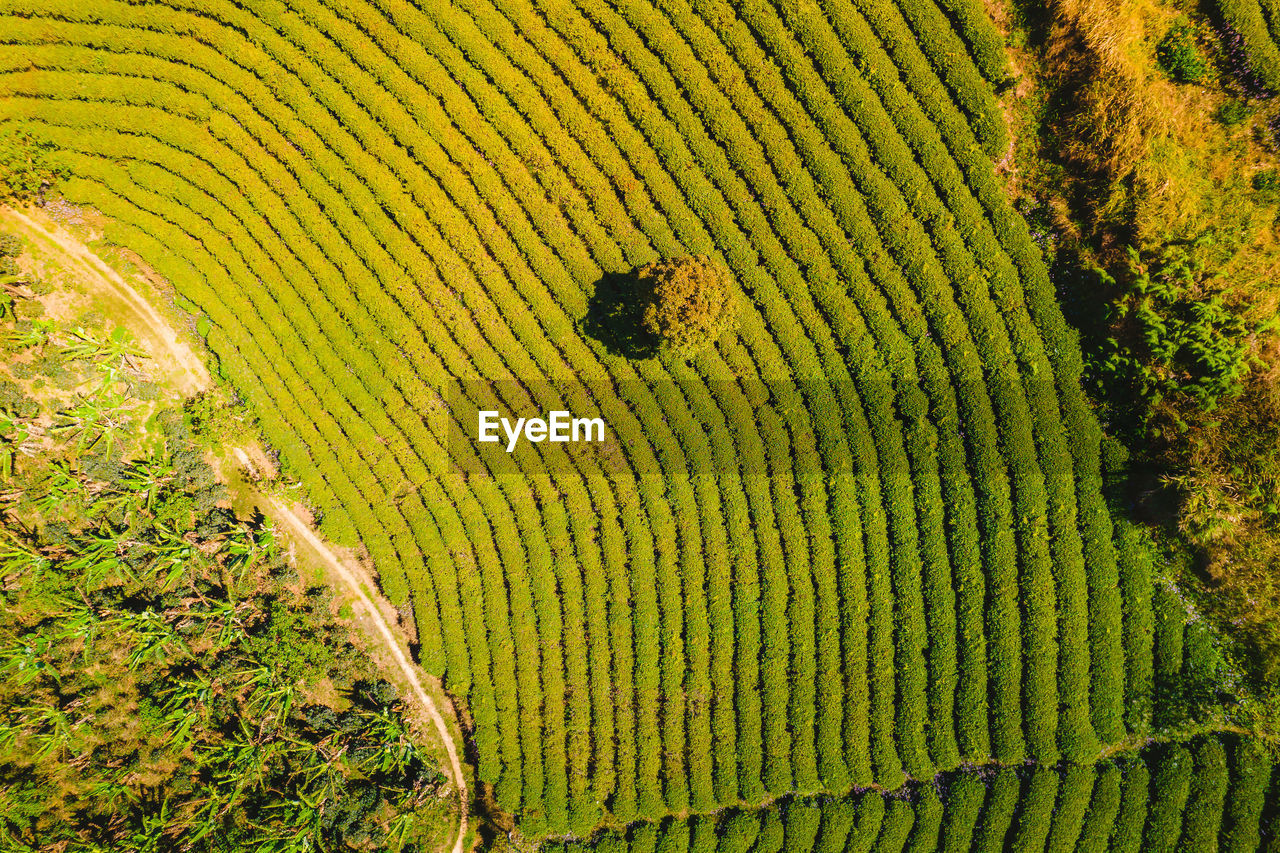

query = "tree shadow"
(581, 269), (659, 359)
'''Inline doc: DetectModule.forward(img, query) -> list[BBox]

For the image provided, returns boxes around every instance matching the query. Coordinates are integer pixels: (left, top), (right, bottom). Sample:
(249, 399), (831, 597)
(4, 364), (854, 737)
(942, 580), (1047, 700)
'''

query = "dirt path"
(1, 207), (210, 396)
(244, 454), (469, 853)
(2, 204), (470, 853)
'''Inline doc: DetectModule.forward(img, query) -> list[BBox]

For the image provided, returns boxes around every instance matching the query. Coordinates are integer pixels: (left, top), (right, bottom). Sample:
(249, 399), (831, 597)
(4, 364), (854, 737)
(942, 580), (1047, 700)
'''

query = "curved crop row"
(549, 735), (1279, 852)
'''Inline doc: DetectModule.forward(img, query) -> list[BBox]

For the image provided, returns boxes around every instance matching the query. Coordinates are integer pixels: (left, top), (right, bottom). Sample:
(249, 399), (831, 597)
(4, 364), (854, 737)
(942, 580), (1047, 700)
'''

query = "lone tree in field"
(638, 255), (735, 355)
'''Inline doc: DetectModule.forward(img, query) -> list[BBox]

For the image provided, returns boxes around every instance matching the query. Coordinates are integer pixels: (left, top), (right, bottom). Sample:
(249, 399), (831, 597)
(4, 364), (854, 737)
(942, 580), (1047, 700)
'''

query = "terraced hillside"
(0, 0), (1219, 840)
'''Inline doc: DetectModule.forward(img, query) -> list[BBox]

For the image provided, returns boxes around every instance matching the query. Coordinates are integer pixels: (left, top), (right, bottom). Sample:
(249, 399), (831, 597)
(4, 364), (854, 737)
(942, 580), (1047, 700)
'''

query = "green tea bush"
(1218, 0), (1280, 90)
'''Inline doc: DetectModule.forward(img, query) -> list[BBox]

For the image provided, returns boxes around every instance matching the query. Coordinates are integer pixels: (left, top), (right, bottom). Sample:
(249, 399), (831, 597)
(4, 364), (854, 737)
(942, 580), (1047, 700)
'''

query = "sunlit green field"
(0, 0), (1235, 842)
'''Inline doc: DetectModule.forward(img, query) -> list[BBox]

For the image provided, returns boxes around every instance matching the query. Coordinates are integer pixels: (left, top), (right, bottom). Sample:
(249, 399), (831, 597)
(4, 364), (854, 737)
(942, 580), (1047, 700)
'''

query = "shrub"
(0, 127), (65, 202)
(1222, 737), (1271, 850)
(1157, 24), (1208, 83)
(1253, 167), (1280, 191)
(1092, 242), (1263, 414)
(1181, 737), (1229, 852)
(1214, 100), (1253, 125)
(1142, 745), (1192, 853)
(637, 256), (736, 356)
(1074, 765), (1122, 853)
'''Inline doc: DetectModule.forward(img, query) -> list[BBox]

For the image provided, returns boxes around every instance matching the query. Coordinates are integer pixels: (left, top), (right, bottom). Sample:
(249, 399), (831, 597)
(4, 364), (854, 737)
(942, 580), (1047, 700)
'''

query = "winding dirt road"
(3, 205), (470, 853)
(247, 462), (470, 853)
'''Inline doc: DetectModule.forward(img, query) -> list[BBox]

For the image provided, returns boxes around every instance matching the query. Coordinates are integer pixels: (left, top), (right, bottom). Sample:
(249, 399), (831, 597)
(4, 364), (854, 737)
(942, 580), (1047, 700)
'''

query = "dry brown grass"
(1047, 0), (1170, 179)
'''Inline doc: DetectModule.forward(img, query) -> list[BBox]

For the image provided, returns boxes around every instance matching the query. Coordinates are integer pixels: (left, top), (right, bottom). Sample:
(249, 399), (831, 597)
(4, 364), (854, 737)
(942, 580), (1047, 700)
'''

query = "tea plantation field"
(0, 0), (1241, 843)
(550, 735), (1280, 853)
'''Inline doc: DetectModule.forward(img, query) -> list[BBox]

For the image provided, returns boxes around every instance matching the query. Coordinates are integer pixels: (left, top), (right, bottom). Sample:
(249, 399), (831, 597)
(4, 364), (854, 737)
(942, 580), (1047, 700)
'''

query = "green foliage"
(1215, 100), (1253, 125)
(1092, 242), (1264, 415)
(1221, 738), (1272, 850)
(184, 391), (256, 447)
(1253, 167), (1280, 192)
(1037, 0), (1280, 706)
(0, 421), (444, 851)
(1142, 744), (1192, 852)
(1156, 24), (1208, 83)
(636, 256), (736, 356)
(1182, 738), (1229, 852)
(0, 127), (65, 203)
(0, 276), (443, 850)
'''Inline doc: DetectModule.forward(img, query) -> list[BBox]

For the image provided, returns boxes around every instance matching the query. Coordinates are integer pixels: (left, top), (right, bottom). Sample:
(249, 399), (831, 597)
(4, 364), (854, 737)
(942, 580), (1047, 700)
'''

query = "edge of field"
(0, 202), (474, 853)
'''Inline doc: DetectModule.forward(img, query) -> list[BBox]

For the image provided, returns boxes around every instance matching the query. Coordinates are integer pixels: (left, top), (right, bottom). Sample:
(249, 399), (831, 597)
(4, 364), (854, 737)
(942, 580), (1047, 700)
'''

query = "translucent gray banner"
(439, 377), (1051, 482)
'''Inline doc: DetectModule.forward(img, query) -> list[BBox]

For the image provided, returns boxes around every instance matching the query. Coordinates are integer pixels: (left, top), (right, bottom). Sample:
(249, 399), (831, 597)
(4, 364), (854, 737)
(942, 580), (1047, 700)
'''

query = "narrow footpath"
(1, 205), (471, 853)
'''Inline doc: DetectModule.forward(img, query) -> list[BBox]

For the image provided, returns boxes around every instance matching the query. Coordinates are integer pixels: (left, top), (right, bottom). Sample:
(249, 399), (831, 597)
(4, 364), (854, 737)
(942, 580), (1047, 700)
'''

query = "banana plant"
(144, 521), (198, 589)
(293, 732), (343, 790)
(33, 460), (86, 516)
(0, 718), (18, 753)
(0, 533), (52, 580)
(0, 634), (61, 688)
(179, 597), (247, 650)
(156, 684), (209, 752)
(52, 601), (102, 661)
(202, 735), (282, 802)
(51, 394), (130, 456)
(0, 409), (42, 481)
(5, 317), (54, 351)
(156, 673), (214, 715)
(63, 526), (131, 589)
(355, 706), (421, 776)
(181, 789), (229, 847)
(124, 796), (172, 853)
(385, 812), (417, 850)
(222, 520), (277, 588)
(244, 678), (299, 731)
(60, 326), (147, 376)
(84, 776), (141, 819)
(11, 702), (73, 761)
(248, 803), (323, 853)
(114, 456), (175, 514)
(97, 607), (189, 671)
(252, 772), (329, 848)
